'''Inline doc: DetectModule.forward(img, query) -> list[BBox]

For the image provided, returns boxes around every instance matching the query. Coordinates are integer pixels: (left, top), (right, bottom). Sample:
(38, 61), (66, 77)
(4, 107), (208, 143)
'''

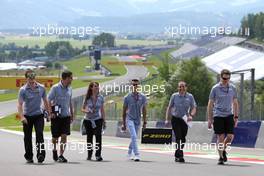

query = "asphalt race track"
(0, 130), (263, 176)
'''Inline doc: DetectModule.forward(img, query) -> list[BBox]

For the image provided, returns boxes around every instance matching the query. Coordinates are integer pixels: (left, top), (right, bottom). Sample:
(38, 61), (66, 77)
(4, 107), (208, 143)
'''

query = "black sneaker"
(87, 156), (92, 161)
(179, 157), (185, 163)
(37, 155), (45, 163)
(26, 159), (34, 164)
(223, 151), (228, 162)
(58, 155), (68, 163)
(218, 157), (224, 165)
(175, 157), (180, 162)
(53, 150), (58, 162)
(96, 156), (103, 161)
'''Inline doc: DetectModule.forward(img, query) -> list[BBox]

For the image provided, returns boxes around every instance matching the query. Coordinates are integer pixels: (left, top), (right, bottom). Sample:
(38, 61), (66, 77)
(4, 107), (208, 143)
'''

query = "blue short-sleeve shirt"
(168, 92), (197, 118)
(48, 81), (72, 117)
(209, 82), (238, 117)
(83, 94), (104, 120)
(18, 82), (46, 116)
(124, 92), (147, 123)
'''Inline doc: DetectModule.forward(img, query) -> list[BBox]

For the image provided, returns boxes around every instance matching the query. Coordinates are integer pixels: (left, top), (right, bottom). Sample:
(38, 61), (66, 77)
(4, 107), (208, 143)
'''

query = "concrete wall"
(72, 120), (263, 148)
(186, 122), (214, 144)
(73, 119), (213, 142)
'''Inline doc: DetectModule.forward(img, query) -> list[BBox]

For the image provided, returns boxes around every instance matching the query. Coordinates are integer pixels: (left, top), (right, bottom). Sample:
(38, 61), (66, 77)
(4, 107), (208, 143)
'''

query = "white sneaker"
(134, 155), (140, 162)
(127, 154), (134, 160)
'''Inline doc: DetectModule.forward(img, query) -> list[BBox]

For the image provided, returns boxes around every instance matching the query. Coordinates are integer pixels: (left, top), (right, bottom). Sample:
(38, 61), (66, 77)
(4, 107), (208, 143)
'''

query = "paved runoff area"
(0, 129), (263, 176)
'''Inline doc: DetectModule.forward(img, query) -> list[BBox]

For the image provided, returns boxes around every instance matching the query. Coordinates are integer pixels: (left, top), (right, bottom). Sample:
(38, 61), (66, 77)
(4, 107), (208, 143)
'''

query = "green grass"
(0, 114), (50, 132)
(146, 48), (177, 67)
(0, 48), (173, 102)
(0, 56), (126, 101)
(0, 78), (113, 101)
(116, 39), (167, 46)
(71, 77), (113, 89)
(101, 56), (127, 76)
(3, 125), (51, 132)
(0, 114), (20, 127)
(0, 92), (18, 102)
(59, 56), (92, 77)
(147, 56), (162, 66)
(249, 38), (264, 45)
(0, 56), (93, 101)
(144, 48), (179, 78)
(0, 36), (91, 49)
(0, 69), (60, 77)
(105, 96), (124, 110)
(61, 56), (126, 88)
(0, 36), (167, 49)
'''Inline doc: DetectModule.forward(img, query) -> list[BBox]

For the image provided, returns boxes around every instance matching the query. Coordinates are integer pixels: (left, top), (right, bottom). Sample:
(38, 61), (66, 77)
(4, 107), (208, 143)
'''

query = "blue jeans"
(127, 119), (140, 156)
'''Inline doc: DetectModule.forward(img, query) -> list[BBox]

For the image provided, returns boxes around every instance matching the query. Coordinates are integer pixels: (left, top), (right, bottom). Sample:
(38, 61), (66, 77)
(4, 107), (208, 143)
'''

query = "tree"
(92, 33), (115, 48)
(254, 13), (264, 41)
(44, 61), (53, 68)
(34, 44), (40, 49)
(158, 53), (171, 82)
(56, 46), (70, 58)
(0, 52), (8, 62)
(45, 41), (75, 58)
(54, 62), (62, 69)
(8, 51), (17, 60)
(17, 46), (33, 59)
(240, 12), (264, 40)
(165, 57), (214, 106)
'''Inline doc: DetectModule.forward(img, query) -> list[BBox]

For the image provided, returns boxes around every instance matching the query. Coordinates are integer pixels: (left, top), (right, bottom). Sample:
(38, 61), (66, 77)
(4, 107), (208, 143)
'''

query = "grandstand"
(202, 45), (264, 80)
(169, 43), (198, 58)
(170, 35), (246, 60)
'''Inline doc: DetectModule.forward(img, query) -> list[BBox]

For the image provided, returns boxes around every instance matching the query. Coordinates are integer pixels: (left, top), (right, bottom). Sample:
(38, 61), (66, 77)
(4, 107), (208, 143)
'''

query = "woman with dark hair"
(81, 81), (105, 161)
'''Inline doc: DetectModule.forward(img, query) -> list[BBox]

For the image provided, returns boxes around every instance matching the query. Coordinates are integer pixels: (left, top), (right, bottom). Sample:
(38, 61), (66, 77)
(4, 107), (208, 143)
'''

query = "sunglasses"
(222, 77), (230, 80)
(132, 84), (138, 86)
(26, 72), (36, 79)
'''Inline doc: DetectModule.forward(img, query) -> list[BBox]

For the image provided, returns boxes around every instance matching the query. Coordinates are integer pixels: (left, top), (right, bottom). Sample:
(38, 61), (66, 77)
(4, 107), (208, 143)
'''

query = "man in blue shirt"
(207, 69), (239, 165)
(48, 70), (74, 163)
(165, 81), (197, 163)
(122, 78), (147, 162)
(18, 70), (50, 163)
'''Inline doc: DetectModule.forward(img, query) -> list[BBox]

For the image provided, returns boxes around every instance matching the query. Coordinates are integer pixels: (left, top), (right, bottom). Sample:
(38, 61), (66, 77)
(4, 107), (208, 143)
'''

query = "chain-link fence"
(73, 93), (264, 121)
(73, 95), (264, 121)
(72, 74), (264, 122)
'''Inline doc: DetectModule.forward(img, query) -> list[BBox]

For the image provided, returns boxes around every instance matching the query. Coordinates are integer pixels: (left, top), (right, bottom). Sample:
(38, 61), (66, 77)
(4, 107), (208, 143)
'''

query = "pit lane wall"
(72, 119), (264, 148)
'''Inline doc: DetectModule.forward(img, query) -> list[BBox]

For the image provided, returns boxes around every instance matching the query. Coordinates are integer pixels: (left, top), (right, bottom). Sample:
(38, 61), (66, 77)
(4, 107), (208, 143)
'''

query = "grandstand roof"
(170, 36), (246, 60)
(202, 45), (264, 80)
(0, 63), (17, 70)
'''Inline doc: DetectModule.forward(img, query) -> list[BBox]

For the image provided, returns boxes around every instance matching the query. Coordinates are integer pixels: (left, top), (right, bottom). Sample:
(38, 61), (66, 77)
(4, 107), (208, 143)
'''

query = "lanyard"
(133, 93), (139, 102)
(220, 86), (229, 94)
(91, 96), (98, 112)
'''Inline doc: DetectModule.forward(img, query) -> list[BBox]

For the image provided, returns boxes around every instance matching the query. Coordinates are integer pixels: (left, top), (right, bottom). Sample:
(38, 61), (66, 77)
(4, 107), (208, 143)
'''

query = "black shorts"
(51, 116), (71, 138)
(213, 115), (234, 134)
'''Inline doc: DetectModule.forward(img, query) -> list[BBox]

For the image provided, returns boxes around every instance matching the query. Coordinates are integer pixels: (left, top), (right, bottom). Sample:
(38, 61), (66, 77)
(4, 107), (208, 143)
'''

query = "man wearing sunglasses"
(17, 70), (50, 163)
(122, 78), (147, 162)
(207, 69), (239, 165)
(165, 81), (197, 163)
